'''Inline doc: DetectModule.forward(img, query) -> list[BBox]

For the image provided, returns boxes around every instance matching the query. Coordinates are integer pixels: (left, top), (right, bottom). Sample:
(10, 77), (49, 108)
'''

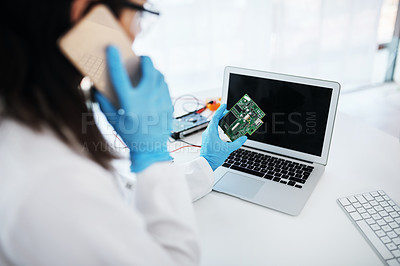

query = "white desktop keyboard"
(338, 191), (400, 266)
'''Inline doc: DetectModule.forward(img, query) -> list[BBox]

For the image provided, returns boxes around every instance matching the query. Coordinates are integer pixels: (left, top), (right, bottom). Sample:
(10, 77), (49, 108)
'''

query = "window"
(134, 0), (388, 96)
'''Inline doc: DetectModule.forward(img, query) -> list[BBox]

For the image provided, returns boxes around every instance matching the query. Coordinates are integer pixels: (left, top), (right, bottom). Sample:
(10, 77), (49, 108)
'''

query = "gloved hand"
(95, 46), (173, 173)
(200, 104), (247, 171)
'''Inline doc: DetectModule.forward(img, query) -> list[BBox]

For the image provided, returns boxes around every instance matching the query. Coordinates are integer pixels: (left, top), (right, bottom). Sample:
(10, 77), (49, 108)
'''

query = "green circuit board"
(219, 94), (265, 141)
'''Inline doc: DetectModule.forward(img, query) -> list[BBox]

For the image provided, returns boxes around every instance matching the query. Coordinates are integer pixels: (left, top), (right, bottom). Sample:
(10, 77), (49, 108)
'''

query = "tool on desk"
(213, 66), (340, 215)
(171, 111), (209, 140)
(171, 98), (220, 139)
(338, 191), (400, 266)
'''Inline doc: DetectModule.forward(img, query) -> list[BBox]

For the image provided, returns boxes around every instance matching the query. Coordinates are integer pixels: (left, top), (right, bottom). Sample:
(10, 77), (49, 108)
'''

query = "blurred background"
(134, 0), (400, 138)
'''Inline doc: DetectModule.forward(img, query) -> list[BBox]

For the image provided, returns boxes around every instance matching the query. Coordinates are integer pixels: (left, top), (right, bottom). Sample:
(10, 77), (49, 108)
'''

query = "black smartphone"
(171, 112), (210, 139)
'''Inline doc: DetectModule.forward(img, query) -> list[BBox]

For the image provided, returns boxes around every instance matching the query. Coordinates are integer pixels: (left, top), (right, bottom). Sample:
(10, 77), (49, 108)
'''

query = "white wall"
(134, 0), (383, 96)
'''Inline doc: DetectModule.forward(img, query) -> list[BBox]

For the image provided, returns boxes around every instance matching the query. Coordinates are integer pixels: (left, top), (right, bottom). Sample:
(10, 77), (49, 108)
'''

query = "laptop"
(213, 66), (340, 216)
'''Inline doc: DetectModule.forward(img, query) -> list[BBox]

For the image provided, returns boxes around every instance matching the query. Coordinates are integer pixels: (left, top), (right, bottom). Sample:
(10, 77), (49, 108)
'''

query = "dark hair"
(0, 0), (128, 169)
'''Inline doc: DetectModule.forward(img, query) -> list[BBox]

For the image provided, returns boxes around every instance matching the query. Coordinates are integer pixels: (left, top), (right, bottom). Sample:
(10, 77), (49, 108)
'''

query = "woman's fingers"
(210, 104), (227, 129)
(94, 91), (118, 126)
(106, 46), (132, 107)
(228, 136), (247, 153)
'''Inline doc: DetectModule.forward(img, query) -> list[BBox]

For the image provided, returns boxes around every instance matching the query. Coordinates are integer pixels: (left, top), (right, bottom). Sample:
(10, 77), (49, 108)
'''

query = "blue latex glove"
(200, 104), (247, 171)
(95, 46), (173, 173)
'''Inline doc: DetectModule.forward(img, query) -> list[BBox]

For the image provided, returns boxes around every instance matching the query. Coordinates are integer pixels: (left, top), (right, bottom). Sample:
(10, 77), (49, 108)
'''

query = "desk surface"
(173, 112), (400, 266)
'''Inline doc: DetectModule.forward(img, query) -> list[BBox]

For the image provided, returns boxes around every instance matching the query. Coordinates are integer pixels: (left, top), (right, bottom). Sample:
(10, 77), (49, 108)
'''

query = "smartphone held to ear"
(57, 5), (140, 108)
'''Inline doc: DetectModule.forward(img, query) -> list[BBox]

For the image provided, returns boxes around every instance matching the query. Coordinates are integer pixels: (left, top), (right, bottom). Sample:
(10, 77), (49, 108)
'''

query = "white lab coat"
(0, 119), (214, 266)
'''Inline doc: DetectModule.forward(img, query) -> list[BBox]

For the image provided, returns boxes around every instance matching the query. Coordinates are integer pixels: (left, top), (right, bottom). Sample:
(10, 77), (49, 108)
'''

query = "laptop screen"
(227, 73), (333, 157)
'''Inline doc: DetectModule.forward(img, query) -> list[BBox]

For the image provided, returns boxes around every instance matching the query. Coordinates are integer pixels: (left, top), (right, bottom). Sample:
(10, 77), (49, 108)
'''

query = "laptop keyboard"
(222, 149), (314, 189)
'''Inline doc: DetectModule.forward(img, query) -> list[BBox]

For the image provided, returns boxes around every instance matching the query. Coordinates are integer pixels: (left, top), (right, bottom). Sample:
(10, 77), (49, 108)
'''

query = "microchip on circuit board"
(219, 94), (265, 141)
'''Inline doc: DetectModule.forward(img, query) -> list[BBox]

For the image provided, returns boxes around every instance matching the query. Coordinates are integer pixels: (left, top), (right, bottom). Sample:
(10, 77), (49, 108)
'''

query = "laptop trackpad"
(214, 172), (264, 199)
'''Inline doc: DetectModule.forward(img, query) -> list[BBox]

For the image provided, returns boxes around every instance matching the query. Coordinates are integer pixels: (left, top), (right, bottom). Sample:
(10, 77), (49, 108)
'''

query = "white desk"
(172, 112), (400, 266)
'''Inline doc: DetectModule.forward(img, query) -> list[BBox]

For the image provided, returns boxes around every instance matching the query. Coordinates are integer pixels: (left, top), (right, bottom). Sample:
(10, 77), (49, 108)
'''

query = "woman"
(0, 0), (247, 265)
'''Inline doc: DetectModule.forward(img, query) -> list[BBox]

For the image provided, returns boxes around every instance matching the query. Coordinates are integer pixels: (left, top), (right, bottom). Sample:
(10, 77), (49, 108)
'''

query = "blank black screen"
(227, 73), (332, 156)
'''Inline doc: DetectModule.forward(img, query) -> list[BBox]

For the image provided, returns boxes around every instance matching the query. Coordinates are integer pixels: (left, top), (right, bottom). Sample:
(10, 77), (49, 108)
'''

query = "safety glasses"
(123, 2), (160, 37)
(119, 1), (160, 16)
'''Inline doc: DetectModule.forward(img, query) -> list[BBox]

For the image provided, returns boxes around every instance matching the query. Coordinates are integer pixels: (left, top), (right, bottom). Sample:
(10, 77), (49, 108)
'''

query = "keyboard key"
(273, 177), (281, 182)
(382, 202), (390, 207)
(295, 185), (302, 189)
(370, 223), (380, 230)
(353, 202), (362, 208)
(356, 195), (367, 204)
(345, 206), (356, 212)
(222, 163), (231, 168)
(361, 212), (371, 219)
(371, 191), (379, 197)
(372, 214), (381, 220)
(370, 200), (379, 206)
(390, 212), (400, 218)
(387, 259), (400, 265)
(387, 243), (397, 251)
(385, 217), (395, 223)
(363, 203), (372, 209)
(288, 181), (295, 186)
(376, 230), (386, 237)
(350, 212), (362, 221)
(379, 211), (389, 217)
(387, 231), (397, 239)
(383, 225), (392, 232)
(363, 193), (374, 201)
(264, 174), (273, 180)
(357, 208), (366, 214)
(392, 249), (400, 257)
(289, 176), (305, 184)
(375, 206), (384, 212)
(368, 209), (377, 215)
(389, 222), (400, 229)
(366, 218), (375, 225)
(348, 196), (357, 203)
(381, 236), (391, 244)
(386, 207), (395, 213)
(377, 219), (387, 226)
(393, 238), (400, 245)
(230, 165), (264, 177)
(376, 196), (384, 202)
